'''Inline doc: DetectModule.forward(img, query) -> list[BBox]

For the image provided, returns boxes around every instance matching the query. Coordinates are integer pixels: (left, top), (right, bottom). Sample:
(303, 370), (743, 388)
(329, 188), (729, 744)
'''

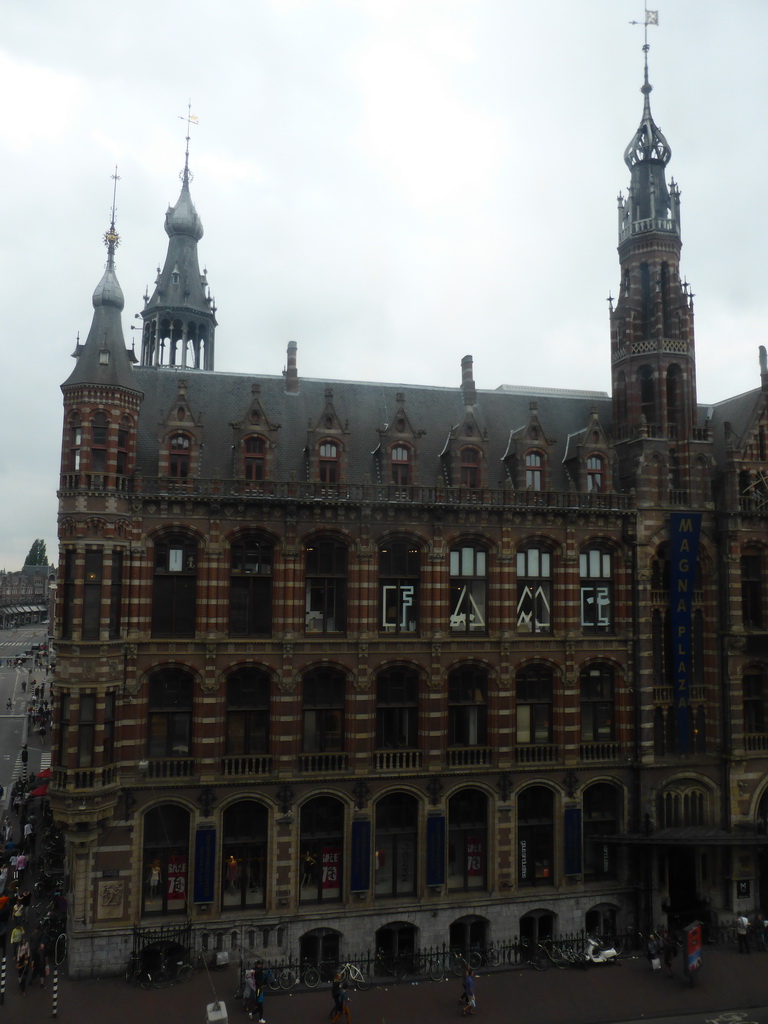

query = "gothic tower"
(139, 138), (216, 370)
(610, 45), (700, 494)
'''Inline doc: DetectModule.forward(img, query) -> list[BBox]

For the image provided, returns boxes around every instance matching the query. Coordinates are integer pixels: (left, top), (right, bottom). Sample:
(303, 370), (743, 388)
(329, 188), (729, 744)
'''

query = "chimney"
(285, 340), (298, 394)
(461, 354), (476, 405)
(760, 345), (768, 393)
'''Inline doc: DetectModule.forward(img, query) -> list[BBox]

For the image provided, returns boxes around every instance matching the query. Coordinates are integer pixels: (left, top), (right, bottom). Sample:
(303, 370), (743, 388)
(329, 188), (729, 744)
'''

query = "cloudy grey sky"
(1, 0), (766, 570)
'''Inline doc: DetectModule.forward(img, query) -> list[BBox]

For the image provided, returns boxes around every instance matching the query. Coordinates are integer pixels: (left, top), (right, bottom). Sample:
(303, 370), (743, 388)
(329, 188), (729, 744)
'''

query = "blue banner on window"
(193, 826), (216, 904)
(351, 820), (371, 892)
(564, 807), (582, 875)
(669, 512), (702, 754)
(426, 815), (446, 887)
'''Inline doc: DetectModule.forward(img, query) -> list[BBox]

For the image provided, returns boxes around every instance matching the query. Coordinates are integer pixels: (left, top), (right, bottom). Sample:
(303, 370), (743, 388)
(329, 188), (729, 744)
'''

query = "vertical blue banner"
(351, 819), (371, 892)
(669, 512), (702, 754)
(564, 807), (582, 875)
(426, 815), (446, 887)
(193, 826), (216, 904)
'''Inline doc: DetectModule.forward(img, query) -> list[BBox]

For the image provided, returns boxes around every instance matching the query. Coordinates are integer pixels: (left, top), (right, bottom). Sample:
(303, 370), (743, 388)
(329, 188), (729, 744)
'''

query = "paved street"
(2, 946), (768, 1024)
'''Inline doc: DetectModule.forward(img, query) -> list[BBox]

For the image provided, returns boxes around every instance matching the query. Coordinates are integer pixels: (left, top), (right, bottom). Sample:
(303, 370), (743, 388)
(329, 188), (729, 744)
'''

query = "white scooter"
(583, 935), (621, 965)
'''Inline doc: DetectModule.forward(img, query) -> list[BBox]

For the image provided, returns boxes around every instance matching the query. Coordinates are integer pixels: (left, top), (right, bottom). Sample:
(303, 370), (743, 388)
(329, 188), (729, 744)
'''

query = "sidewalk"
(2, 946), (767, 1024)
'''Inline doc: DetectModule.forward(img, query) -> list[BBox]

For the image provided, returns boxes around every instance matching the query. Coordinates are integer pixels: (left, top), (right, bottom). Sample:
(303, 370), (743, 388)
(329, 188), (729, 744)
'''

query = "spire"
(139, 106), (217, 370)
(63, 168), (137, 390)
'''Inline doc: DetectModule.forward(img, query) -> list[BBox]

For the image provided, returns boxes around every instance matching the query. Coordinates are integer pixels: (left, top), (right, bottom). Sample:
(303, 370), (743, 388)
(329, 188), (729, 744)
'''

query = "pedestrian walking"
(15, 851), (26, 881)
(251, 959), (266, 1023)
(754, 911), (767, 951)
(331, 970), (344, 1017)
(661, 931), (678, 976)
(462, 967), (477, 1016)
(331, 983), (351, 1024)
(17, 937), (31, 994)
(737, 913), (751, 953)
(10, 921), (24, 959)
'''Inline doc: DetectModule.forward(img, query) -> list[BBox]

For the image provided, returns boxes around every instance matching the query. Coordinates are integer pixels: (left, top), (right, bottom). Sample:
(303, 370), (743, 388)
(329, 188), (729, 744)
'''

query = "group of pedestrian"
(242, 959), (267, 1022)
(736, 910), (767, 953)
(646, 929), (679, 976)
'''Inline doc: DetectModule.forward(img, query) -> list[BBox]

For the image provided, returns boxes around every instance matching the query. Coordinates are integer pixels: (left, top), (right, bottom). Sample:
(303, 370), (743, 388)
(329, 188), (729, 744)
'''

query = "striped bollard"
(0, 954), (5, 1005)
(51, 966), (58, 1017)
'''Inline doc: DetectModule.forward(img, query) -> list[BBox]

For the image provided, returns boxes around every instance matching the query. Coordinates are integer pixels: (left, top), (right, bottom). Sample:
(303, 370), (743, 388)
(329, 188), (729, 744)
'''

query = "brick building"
(52, 52), (768, 977)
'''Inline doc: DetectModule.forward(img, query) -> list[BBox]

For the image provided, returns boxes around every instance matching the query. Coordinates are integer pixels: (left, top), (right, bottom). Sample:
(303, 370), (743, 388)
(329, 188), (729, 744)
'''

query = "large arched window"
(300, 796), (344, 903)
(580, 544), (614, 633)
(222, 800), (268, 910)
(152, 534), (197, 636)
(226, 668), (270, 755)
(517, 786), (554, 887)
(305, 537), (347, 634)
(448, 789), (488, 891)
(449, 543), (487, 633)
(379, 538), (419, 634)
(230, 535), (273, 636)
(148, 668), (194, 759)
(142, 804), (190, 916)
(516, 544), (552, 633)
(375, 793), (418, 897)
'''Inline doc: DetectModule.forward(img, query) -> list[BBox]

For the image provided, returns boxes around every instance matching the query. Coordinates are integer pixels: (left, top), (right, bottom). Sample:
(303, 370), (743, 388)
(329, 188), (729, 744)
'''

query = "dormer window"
(169, 432), (191, 479)
(525, 451), (543, 490)
(460, 447), (481, 488)
(319, 441), (339, 484)
(391, 445), (411, 486)
(587, 455), (604, 493)
(244, 436), (267, 482)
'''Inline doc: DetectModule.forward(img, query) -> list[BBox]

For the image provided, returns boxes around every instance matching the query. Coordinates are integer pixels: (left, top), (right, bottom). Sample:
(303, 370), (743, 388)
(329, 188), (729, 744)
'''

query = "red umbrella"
(29, 785), (48, 797)
(37, 768), (51, 778)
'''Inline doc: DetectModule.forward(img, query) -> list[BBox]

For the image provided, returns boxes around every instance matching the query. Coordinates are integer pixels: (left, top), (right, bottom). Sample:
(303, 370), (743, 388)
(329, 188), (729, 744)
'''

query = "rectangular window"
(517, 548), (551, 633)
(82, 549), (103, 640)
(78, 694), (96, 768)
(745, 675), (765, 733)
(742, 554), (763, 628)
(103, 692), (116, 764)
(57, 693), (71, 767)
(109, 549), (123, 639)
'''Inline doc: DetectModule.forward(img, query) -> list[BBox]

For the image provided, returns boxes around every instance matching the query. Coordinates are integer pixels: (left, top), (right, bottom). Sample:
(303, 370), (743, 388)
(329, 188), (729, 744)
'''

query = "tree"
(25, 539), (48, 566)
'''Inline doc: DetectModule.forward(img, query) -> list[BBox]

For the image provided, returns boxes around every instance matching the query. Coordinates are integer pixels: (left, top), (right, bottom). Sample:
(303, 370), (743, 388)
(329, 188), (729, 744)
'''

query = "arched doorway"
(519, 909), (554, 948)
(449, 916), (489, 958)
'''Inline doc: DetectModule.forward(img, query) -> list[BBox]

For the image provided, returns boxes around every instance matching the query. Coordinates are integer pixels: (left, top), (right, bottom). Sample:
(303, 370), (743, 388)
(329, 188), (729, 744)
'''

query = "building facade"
(51, 56), (768, 977)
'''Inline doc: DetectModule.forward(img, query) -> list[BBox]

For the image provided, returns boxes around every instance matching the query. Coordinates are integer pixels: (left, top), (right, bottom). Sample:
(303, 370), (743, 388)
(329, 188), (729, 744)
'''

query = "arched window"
(152, 533), (197, 636)
(230, 535), (273, 636)
(448, 789), (488, 891)
(525, 451), (543, 490)
(448, 667), (488, 747)
(91, 411), (108, 474)
(375, 793), (418, 897)
(580, 544), (614, 633)
(580, 664), (615, 743)
(379, 539), (419, 634)
(516, 544), (552, 633)
(391, 445), (411, 486)
(583, 784), (620, 880)
(518, 786), (554, 886)
(305, 538), (347, 634)
(376, 667), (418, 749)
(516, 665), (553, 744)
(300, 796), (344, 903)
(460, 447), (481, 488)
(318, 441), (339, 484)
(586, 455), (604, 493)
(148, 667), (193, 759)
(143, 804), (190, 916)
(168, 432), (191, 479)
(244, 436), (267, 482)
(638, 365), (655, 424)
(666, 363), (683, 431)
(303, 667), (344, 753)
(226, 668), (270, 755)
(449, 543), (487, 633)
(222, 800), (268, 910)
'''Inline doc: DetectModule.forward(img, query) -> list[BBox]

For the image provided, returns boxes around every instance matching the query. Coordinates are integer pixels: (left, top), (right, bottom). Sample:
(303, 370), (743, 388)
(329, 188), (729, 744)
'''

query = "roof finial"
(178, 100), (199, 187)
(103, 166), (121, 264)
(629, 4), (659, 91)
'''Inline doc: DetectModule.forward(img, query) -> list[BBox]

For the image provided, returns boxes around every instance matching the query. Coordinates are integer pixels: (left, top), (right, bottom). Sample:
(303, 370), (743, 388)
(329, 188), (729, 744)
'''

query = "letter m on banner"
(668, 513), (702, 754)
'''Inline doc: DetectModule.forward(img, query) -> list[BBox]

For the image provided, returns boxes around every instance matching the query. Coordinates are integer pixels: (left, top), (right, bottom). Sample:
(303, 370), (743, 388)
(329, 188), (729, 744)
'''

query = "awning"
(29, 785), (48, 798)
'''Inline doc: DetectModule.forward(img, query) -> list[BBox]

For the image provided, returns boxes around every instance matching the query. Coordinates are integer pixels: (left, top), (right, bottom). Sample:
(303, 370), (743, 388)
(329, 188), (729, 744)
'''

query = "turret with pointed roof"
(138, 135), (217, 371)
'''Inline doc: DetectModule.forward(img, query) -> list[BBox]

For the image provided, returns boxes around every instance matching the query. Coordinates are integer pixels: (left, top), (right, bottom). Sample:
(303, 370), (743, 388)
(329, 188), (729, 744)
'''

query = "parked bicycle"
(125, 951), (153, 989)
(336, 960), (371, 990)
(153, 952), (194, 988)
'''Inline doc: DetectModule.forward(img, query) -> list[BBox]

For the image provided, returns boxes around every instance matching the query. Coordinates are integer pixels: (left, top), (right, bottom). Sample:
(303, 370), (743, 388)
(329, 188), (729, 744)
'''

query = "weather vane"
(104, 165), (121, 252)
(629, 4), (659, 51)
(178, 100), (199, 184)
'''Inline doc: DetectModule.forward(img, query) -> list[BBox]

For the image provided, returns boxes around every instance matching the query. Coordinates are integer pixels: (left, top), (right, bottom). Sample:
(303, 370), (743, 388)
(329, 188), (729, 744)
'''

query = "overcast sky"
(1, 0), (766, 571)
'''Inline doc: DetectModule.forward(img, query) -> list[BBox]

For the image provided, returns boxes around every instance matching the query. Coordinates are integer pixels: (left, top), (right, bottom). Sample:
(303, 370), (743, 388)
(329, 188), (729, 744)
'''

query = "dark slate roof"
(133, 367), (614, 490)
(707, 387), (764, 465)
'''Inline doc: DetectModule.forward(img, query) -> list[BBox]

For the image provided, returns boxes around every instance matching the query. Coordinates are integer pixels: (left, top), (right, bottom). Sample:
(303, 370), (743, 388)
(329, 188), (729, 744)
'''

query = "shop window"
(379, 539), (419, 634)
(152, 534), (197, 637)
(142, 804), (190, 916)
(148, 668), (193, 758)
(376, 667), (418, 749)
(374, 793), (418, 897)
(226, 668), (270, 755)
(303, 668), (344, 753)
(230, 536), (273, 636)
(448, 789), (488, 891)
(517, 786), (554, 887)
(305, 538), (347, 634)
(448, 667), (487, 746)
(299, 797), (344, 904)
(580, 544), (614, 633)
(449, 544), (487, 633)
(222, 800), (268, 910)
(516, 545), (552, 633)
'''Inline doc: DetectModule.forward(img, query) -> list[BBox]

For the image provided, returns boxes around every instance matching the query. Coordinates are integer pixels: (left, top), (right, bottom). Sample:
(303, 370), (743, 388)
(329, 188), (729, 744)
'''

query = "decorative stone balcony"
(374, 750), (422, 771)
(221, 755), (273, 776)
(445, 747), (492, 768)
(299, 752), (348, 772)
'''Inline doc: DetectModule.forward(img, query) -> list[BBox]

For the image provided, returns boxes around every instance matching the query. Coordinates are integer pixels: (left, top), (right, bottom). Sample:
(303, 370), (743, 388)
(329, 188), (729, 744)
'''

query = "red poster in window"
(466, 837), (483, 877)
(321, 846), (341, 890)
(166, 855), (187, 904)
